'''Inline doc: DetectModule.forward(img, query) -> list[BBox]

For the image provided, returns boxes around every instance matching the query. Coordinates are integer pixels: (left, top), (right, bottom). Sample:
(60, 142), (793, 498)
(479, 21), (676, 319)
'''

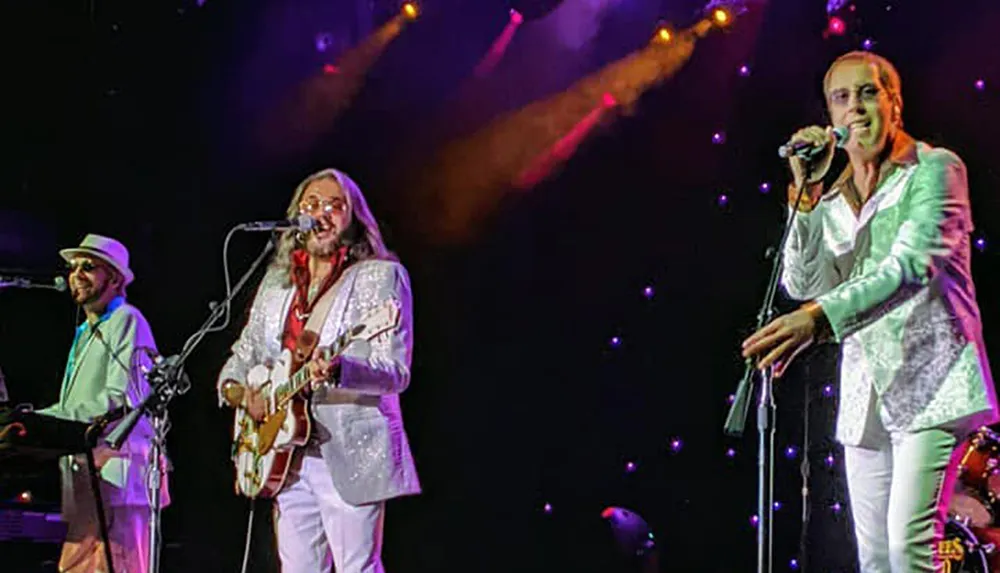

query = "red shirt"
(281, 247), (349, 354)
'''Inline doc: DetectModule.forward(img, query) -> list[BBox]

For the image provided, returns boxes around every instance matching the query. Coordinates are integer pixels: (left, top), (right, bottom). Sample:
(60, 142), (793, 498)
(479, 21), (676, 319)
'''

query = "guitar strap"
(293, 278), (344, 366)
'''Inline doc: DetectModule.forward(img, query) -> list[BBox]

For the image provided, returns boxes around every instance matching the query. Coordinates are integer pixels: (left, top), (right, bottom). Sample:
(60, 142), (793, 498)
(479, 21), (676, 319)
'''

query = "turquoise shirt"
(60, 296), (126, 402)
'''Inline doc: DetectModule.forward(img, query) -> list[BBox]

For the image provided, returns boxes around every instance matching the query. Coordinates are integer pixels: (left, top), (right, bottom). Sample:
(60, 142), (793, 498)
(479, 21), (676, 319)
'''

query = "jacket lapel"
(61, 330), (98, 405)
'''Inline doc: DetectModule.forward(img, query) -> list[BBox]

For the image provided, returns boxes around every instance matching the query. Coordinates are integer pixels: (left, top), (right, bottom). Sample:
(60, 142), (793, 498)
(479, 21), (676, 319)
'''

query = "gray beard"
(308, 242), (337, 258)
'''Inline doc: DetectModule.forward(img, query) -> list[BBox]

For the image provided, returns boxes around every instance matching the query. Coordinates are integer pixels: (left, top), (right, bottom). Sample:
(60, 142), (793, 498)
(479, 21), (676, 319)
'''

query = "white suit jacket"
(782, 137), (998, 446)
(218, 259), (421, 505)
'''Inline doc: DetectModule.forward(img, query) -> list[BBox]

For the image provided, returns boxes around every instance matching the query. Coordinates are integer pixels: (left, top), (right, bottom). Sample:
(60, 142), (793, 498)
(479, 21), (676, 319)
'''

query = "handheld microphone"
(0, 275), (67, 292)
(238, 214), (318, 232)
(778, 126), (850, 159)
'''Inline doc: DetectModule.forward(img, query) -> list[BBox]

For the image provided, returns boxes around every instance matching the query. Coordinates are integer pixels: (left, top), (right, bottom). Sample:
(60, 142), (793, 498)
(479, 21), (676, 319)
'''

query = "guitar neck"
(273, 343), (340, 410)
(269, 302), (398, 409)
(276, 370), (311, 407)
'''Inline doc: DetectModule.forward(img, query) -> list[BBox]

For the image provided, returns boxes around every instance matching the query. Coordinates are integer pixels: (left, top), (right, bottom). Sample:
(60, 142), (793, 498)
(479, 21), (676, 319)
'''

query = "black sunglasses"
(66, 260), (101, 273)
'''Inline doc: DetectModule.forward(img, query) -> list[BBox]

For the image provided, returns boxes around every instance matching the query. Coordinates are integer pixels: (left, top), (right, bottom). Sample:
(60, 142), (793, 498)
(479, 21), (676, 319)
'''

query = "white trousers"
(274, 453), (386, 573)
(844, 428), (959, 572)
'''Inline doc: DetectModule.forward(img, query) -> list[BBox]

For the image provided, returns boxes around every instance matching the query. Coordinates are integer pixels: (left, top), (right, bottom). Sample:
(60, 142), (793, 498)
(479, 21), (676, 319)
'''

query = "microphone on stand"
(0, 275), (67, 292)
(237, 214), (318, 232)
(778, 125), (850, 159)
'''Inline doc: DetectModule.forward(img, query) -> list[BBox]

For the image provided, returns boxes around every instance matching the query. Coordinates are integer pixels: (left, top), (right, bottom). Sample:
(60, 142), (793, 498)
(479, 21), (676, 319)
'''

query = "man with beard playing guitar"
(218, 168), (420, 573)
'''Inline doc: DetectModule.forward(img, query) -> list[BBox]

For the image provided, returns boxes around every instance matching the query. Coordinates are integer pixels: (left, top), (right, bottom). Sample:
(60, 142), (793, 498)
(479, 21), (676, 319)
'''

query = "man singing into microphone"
(218, 168), (420, 572)
(37, 234), (169, 573)
(741, 51), (997, 571)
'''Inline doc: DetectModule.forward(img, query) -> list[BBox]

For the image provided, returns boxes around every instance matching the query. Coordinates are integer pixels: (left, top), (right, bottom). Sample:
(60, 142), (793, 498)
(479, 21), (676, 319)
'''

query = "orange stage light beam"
(254, 14), (410, 164)
(406, 29), (700, 244)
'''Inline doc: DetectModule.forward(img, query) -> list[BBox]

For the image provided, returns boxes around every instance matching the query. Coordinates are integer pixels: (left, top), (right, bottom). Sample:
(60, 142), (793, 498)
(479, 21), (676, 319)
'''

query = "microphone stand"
(104, 232), (278, 573)
(83, 418), (120, 573)
(724, 163), (816, 573)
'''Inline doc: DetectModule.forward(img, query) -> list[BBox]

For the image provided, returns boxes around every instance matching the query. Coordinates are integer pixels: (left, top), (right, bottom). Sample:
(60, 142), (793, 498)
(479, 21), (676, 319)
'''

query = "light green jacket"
(782, 136), (997, 445)
(38, 299), (169, 512)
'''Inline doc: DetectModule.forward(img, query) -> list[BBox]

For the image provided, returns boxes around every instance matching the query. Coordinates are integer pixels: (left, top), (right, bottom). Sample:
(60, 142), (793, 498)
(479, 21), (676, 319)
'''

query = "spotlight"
(702, 1), (747, 28)
(826, 16), (847, 36)
(710, 7), (733, 27)
(652, 22), (676, 44)
(401, 1), (419, 20)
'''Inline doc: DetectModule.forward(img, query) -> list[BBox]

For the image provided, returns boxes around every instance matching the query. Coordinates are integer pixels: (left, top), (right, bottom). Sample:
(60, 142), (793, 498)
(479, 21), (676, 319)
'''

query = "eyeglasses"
(298, 197), (348, 216)
(827, 83), (883, 106)
(66, 260), (101, 274)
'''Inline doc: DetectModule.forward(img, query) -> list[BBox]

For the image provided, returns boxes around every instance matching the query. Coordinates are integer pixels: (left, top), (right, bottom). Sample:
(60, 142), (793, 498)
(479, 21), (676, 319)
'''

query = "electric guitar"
(230, 300), (400, 498)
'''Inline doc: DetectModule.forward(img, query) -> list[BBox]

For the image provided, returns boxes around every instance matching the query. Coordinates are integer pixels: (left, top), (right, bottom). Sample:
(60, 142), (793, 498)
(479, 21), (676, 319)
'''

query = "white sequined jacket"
(218, 259), (421, 505)
(782, 135), (998, 446)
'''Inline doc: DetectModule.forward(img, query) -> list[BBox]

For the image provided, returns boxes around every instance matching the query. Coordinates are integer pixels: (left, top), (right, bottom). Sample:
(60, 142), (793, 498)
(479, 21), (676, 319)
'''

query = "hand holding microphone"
(782, 125), (849, 183)
(780, 125), (849, 210)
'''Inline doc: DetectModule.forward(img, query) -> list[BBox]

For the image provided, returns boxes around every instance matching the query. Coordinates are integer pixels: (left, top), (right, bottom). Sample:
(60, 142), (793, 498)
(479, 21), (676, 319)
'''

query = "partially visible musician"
(218, 168), (420, 573)
(36, 233), (169, 573)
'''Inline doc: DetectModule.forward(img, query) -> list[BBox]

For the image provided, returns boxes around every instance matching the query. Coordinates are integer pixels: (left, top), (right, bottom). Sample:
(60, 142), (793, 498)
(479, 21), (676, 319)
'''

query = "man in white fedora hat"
(37, 233), (169, 573)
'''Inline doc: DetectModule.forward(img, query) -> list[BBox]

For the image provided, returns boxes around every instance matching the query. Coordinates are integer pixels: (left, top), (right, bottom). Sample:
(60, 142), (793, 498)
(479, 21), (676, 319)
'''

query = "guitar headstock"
(320, 300), (400, 359)
(317, 301), (401, 362)
(346, 300), (400, 343)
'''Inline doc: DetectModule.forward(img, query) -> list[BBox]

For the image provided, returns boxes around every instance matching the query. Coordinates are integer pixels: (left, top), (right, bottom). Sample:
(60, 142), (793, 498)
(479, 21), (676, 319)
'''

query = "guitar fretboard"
(274, 368), (311, 405)
(272, 339), (342, 408)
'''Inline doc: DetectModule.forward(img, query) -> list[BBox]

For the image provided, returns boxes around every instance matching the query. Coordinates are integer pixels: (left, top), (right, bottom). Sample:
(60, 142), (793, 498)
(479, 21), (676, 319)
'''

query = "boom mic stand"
(104, 232), (277, 573)
(723, 164), (816, 573)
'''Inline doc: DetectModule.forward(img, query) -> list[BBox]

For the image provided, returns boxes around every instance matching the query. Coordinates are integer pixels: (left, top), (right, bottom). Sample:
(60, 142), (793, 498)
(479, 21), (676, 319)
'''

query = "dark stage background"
(1, 0), (997, 571)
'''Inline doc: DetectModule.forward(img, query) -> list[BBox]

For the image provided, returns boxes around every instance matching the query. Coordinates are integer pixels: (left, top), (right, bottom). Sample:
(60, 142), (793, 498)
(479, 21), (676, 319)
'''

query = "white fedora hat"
(59, 234), (135, 286)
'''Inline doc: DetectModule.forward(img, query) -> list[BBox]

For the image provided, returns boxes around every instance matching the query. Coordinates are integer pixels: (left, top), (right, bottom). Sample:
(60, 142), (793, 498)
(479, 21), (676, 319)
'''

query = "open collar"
(81, 295), (126, 333)
(829, 130), (918, 194)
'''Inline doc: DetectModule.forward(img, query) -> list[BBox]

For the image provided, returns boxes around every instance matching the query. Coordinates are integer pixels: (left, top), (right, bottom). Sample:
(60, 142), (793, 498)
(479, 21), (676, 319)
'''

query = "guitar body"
(231, 349), (312, 499)
(228, 300), (400, 499)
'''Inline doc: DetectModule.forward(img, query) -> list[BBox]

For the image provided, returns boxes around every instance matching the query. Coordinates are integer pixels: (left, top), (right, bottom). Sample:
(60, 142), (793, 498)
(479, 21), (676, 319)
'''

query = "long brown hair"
(270, 168), (396, 285)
